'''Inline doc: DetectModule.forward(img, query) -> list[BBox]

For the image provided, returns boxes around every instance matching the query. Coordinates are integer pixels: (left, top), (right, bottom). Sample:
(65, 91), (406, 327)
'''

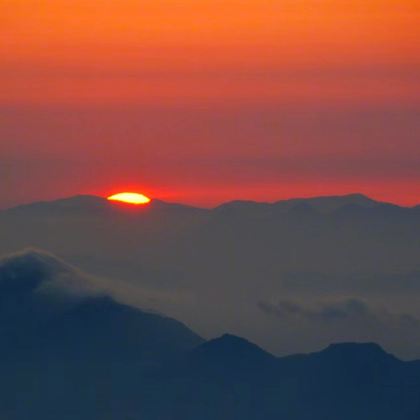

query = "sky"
(1, 0), (419, 207)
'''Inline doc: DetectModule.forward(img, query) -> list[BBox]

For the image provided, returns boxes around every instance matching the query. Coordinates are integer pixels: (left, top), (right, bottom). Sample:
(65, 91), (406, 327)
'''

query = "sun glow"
(107, 192), (151, 205)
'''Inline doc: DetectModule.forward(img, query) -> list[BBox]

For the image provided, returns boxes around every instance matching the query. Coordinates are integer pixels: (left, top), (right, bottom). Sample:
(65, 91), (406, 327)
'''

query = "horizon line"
(2, 191), (419, 212)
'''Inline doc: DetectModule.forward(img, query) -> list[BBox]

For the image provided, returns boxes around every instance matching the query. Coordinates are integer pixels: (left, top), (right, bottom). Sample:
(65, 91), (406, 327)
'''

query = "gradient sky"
(1, 0), (419, 207)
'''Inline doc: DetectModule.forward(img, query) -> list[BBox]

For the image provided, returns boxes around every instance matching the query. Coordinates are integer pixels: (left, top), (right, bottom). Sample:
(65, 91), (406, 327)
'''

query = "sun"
(107, 192), (151, 205)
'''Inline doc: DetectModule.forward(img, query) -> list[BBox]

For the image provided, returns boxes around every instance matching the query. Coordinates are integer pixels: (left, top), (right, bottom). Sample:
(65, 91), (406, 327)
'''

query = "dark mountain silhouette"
(0, 192), (403, 218)
(274, 192), (380, 213)
(0, 250), (203, 363)
(187, 333), (276, 377)
(3, 194), (206, 217)
(214, 193), (380, 218)
(0, 251), (420, 419)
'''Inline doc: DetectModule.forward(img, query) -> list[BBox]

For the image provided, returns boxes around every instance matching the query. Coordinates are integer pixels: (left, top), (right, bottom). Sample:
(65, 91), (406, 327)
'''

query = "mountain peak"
(319, 342), (397, 363)
(273, 193), (380, 214)
(190, 333), (275, 370)
(0, 249), (104, 303)
(5, 195), (109, 216)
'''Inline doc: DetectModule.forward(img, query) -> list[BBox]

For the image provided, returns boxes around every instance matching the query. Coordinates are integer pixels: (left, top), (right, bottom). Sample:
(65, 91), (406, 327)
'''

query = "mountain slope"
(0, 250), (419, 419)
(0, 249), (203, 363)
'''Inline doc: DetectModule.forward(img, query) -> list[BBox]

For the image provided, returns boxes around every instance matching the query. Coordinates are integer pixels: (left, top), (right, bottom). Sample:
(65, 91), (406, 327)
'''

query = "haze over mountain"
(0, 249), (419, 420)
(0, 193), (419, 358)
(0, 249), (202, 361)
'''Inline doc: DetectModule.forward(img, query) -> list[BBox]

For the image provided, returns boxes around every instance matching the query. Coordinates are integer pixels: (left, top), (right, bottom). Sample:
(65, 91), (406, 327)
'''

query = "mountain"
(267, 343), (420, 420)
(0, 250), (203, 419)
(3, 194), (205, 216)
(274, 192), (380, 213)
(0, 193), (419, 360)
(3, 195), (110, 216)
(171, 339), (420, 420)
(214, 193), (381, 216)
(0, 192), (398, 218)
(187, 333), (276, 376)
(0, 250), (420, 420)
(0, 250), (203, 363)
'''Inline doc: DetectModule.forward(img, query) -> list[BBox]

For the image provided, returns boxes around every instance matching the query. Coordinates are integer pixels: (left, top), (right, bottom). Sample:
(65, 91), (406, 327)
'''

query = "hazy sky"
(1, 0), (419, 207)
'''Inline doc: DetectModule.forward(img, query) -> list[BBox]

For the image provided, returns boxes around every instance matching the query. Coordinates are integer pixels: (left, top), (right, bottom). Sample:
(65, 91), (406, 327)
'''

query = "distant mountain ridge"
(3, 192), (417, 214)
(215, 192), (384, 214)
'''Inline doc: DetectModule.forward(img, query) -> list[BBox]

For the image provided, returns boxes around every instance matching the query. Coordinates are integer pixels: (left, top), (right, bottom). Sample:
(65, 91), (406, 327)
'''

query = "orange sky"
(2, 0), (419, 103)
(1, 0), (419, 206)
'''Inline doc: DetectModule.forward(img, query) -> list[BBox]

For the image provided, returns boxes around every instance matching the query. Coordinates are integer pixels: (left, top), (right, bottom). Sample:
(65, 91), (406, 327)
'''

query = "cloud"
(278, 271), (420, 295)
(258, 297), (420, 328)
(0, 248), (194, 314)
(0, 248), (104, 301)
(258, 298), (372, 322)
(258, 297), (420, 359)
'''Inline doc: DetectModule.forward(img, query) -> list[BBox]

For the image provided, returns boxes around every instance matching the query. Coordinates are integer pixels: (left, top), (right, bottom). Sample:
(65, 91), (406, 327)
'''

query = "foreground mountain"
(165, 339), (420, 420)
(0, 250), (420, 420)
(0, 250), (203, 363)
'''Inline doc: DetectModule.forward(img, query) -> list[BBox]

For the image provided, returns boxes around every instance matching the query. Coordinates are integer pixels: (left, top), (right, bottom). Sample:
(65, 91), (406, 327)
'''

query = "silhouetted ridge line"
(3, 192), (418, 214)
(191, 333), (275, 363)
(318, 342), (398, 363)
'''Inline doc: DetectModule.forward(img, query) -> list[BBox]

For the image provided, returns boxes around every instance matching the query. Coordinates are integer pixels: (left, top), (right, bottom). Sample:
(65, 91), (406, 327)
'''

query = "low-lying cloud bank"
(258, 297), (420, 359)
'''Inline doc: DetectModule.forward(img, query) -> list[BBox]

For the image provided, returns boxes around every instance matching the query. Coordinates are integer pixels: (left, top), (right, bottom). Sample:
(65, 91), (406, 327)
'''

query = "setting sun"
(107, 192), (151, 205)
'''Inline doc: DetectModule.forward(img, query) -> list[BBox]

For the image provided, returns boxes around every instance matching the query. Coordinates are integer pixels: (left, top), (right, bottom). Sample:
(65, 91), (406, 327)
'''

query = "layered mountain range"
(0, 194), (419, 359)
(0, 249), (419, 420)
